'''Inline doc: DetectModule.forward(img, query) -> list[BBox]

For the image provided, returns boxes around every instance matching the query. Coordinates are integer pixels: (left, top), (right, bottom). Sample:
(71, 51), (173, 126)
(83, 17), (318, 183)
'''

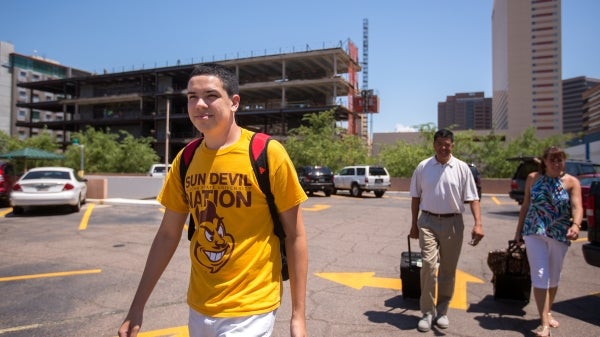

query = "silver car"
(10, 166), (87, 214)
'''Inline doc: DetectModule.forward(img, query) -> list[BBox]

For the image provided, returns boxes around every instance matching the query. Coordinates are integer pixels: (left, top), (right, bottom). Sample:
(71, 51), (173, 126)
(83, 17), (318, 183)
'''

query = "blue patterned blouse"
(522, 174), (572, 245)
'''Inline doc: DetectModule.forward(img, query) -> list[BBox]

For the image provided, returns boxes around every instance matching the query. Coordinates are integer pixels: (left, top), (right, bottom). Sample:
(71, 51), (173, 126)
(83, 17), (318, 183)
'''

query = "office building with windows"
(492, 0), (562, 138)
(563, 76), (600, 134)
(438, 92), (492, 131)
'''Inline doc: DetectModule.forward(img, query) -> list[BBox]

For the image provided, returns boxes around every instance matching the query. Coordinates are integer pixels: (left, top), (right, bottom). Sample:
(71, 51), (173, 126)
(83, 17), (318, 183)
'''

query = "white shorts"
(523, 234), (568, 289)
(188, 307), (276, 337)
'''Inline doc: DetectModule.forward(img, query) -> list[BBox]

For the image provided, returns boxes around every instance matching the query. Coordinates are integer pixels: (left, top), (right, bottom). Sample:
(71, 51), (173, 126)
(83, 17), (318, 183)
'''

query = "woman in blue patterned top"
(515, 146), (583, 337)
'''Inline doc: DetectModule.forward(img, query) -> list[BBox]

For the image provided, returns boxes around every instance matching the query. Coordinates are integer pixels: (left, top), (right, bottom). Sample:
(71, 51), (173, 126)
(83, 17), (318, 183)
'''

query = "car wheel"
(72, 197), (81, 213)
(308, 191), (314, 196)
(350, 184), (362, 197)
(332, 188), (337, 195)
(325, 190), (332, 197)
(374, 190), (385, 198)
(12, 206), (24, 215)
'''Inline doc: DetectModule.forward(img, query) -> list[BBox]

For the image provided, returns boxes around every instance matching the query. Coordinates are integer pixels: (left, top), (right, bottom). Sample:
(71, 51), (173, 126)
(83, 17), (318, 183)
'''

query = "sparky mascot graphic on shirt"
(193, 201), (235, 273)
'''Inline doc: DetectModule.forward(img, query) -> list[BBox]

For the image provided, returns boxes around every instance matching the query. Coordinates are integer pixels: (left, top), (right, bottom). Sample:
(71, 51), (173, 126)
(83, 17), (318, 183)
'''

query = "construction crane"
(361, 18), (374, 147)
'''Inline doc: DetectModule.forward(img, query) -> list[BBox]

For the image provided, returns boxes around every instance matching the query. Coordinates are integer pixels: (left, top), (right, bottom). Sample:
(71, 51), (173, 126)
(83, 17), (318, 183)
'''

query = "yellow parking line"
(0, 269), (102, 282)
(78, 203), (95, 230)
(0, 208), (12, 217)
(491, 196), (502, 205)
(302, 204), (331, 211)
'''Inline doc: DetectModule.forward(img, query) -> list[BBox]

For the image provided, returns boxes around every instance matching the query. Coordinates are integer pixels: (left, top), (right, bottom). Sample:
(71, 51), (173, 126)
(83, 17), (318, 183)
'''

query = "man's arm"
(118, 209), (188, 337)
(468, 199), (484, 245)
(410, 197), (420, 239)
(279, 204), (307, 337)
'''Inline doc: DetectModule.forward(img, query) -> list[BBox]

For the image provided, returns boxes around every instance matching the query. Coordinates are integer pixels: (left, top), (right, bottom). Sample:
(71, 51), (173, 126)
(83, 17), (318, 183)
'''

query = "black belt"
(422, 210), (459, 218)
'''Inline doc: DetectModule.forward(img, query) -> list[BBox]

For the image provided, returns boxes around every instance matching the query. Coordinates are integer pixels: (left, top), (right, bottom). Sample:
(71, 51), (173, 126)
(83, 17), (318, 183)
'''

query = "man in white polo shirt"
(409, 128), (484, 332)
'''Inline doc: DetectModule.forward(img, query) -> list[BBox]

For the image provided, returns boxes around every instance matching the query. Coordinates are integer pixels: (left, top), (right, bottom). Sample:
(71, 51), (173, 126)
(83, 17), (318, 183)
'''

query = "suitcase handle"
(407, 235), (417, 263)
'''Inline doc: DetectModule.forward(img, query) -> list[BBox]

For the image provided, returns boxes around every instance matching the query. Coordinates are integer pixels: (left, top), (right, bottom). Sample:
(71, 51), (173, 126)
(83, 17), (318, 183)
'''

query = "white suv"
(148, 164), (171, 177)
(333, 165), (391, 198)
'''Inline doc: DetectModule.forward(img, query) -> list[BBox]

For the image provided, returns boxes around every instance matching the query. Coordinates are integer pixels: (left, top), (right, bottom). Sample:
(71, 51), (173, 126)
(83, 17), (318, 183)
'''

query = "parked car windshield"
(23, 170), (70, 180)
(566, 162), (598, 175)
(310, 167), (333, 175)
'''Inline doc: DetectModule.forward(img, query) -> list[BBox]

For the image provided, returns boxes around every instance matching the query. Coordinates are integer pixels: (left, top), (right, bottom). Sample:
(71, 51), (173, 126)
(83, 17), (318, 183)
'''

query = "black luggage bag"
(487, 240), (531, 303)
(400, 235), (422, 299)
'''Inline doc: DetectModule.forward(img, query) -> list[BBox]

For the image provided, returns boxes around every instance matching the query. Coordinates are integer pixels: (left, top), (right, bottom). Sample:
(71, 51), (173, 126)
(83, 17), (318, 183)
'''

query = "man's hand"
(118, 310), (143, 337)
(409, 224), (419, 239)
(118, 320), (140, 337)
(290, 313), (306, 337)
(469, 224), (484, 246)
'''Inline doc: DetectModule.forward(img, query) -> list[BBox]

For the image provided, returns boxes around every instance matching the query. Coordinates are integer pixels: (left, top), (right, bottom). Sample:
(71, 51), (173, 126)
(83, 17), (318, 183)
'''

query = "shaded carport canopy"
(0, 147), (65, 171)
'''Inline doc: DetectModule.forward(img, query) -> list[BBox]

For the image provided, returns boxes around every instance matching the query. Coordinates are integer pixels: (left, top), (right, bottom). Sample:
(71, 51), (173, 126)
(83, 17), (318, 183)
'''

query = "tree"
(375, 126), (576, 178)
(63, 127), (159, 173)
(284, 110), (368, 172)
(0, 130), (19, 154)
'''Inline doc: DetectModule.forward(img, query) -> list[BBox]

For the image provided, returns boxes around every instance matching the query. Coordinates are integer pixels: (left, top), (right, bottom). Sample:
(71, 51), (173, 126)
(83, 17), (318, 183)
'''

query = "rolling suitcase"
(400, 235), (422, 299)
(487, 240), (531, 303)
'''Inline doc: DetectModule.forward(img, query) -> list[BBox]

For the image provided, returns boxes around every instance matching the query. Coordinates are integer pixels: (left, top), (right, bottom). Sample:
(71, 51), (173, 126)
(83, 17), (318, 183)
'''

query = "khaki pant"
(418, 212), (464, 316)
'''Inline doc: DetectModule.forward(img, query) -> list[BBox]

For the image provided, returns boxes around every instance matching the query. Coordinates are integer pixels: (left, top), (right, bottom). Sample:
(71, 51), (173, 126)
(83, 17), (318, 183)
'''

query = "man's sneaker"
(417, 314), (433, 332)
(436, 315), (449, 329)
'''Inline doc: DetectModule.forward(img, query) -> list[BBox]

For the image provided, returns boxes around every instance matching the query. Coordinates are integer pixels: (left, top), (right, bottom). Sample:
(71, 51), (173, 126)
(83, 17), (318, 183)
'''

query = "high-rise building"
(582, 84), (600, 134)
(0, 41), (14, 134)
(563, 76), (600, 134)
(438, 92), (492, 131)
(492, 0), (562, 138)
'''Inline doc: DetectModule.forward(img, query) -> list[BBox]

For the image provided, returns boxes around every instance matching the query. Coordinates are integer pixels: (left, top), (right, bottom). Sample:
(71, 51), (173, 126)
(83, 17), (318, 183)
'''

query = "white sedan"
(10, 166), (87, 214)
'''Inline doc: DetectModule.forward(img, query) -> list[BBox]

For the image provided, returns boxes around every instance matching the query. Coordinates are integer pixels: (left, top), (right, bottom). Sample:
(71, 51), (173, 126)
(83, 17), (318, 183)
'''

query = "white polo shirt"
(409, 155), (479, 214)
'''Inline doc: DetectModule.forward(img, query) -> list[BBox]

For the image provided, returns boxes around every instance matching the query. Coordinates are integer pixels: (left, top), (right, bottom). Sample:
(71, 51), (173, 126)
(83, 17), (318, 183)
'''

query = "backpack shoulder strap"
(180, 137), (203, 241)
(250, 133), (285, 240)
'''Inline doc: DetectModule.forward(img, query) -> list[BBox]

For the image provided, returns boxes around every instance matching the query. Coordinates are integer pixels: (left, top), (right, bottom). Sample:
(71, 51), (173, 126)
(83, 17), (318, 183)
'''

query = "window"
(32, 110), (40, 121)
(17, 109), (26, 121)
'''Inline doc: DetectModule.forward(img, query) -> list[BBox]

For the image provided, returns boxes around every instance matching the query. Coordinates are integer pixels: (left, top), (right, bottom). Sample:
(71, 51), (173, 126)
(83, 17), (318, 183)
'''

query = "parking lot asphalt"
(1, 191), (599, 337)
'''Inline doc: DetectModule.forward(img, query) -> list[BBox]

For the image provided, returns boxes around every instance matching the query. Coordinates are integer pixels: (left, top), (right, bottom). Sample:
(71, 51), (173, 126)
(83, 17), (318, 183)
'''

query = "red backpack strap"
(180, 137), (203, 241)
(250, 133), (285, 239)
(183, 137), (203, 167)
(250, 132), (289, 280)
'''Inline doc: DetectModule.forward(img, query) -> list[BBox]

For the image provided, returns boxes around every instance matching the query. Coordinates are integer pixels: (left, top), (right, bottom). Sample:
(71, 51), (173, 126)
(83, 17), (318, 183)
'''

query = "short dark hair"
(434, 129), (454, 142)
(189, 63), (239, 97)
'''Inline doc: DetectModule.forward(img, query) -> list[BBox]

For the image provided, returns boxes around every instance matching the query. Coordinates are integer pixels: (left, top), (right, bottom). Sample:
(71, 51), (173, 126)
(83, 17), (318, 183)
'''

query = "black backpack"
(178, 132), (289, 281)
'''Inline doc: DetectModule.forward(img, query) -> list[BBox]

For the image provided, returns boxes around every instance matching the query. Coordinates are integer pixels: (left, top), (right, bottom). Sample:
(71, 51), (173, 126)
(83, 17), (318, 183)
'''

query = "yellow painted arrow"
(450, 269), (485, 309)
(114, 325), (188, 337)
(315, 270), (484, 310)
(316, 272), (401, 290)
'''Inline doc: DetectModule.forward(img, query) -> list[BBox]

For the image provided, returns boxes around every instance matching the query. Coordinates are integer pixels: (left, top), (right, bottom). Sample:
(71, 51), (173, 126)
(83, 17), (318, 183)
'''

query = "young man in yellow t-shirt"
(118, 63), (308, 337)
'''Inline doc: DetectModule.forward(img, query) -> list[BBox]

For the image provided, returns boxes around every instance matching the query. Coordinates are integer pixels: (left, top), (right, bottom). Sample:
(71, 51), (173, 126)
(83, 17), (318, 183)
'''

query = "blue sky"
(2, 0), (599, 133)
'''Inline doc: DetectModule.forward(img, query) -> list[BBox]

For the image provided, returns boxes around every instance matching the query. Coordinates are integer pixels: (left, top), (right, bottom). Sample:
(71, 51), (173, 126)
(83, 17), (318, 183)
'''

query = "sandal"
(535, 325), (551, 337)
(547, 313), (560, 328)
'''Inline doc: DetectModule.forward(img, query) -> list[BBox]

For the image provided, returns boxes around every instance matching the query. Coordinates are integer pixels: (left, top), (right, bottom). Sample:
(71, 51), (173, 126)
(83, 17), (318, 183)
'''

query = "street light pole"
(79, 144), (85, 177)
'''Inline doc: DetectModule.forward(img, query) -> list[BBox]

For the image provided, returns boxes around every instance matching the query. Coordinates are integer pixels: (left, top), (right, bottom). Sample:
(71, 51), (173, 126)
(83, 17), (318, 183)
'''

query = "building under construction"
(16, 40), (366, 163)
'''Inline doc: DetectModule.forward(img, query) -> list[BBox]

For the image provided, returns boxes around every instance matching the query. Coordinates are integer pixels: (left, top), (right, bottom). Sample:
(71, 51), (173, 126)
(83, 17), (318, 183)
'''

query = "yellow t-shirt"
(157, 128), (307, 317)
